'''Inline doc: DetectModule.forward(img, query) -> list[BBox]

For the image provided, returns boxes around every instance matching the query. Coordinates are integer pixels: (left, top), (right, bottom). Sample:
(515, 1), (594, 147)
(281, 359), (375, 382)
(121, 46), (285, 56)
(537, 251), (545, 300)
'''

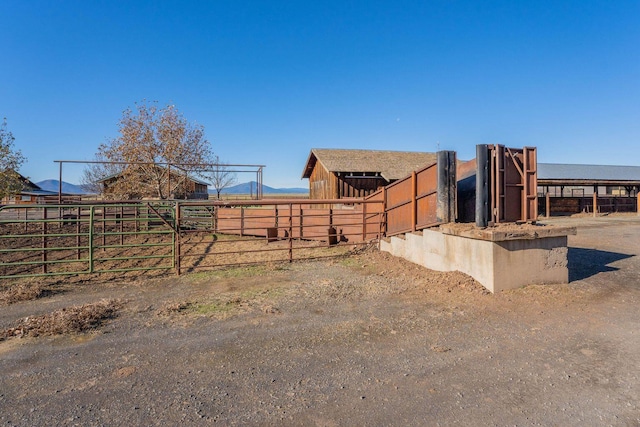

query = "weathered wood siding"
(337, 177), (386, 198)
(309, 162), (338, 199)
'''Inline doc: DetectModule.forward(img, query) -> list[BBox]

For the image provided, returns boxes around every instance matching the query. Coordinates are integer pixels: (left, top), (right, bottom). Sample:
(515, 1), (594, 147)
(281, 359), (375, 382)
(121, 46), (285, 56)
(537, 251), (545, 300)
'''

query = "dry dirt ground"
(2, 217), (640, 426)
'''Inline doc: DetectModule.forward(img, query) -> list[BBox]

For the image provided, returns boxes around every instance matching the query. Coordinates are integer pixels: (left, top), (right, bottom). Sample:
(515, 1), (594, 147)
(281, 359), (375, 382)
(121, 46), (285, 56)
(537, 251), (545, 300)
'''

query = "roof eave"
(301, 150), (318, 179)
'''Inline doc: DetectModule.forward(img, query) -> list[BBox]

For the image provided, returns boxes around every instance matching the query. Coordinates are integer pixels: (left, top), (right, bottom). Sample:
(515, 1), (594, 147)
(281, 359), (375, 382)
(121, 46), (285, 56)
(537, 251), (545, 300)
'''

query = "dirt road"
(2, 218), (640, 426)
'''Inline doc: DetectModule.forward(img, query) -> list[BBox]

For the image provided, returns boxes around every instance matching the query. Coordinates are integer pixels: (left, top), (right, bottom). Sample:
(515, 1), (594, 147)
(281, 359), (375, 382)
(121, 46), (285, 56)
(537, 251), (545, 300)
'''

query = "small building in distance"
(538, 163), (640, 215)
(0, 172), (58, 204)
(99, 166), (209, 200)
(538, 163), (640, 197)
(301, 148), (438, 199)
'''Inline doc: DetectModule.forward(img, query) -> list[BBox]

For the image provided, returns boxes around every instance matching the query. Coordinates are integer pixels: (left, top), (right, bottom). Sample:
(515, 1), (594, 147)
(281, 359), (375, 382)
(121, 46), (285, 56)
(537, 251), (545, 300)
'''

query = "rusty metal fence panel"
(375, 150), (457, 237)
(174, 199), (383, 274)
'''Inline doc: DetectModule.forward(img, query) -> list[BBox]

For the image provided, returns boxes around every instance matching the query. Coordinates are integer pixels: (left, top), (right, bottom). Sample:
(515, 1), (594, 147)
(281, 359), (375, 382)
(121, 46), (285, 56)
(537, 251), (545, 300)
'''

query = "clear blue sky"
(2, 1), (639, 188)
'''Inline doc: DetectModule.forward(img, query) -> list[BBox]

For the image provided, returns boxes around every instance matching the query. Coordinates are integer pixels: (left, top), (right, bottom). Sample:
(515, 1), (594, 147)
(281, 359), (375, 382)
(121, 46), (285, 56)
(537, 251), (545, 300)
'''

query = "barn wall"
(309, 163), (338, 199)
(337, 177), (386, 198)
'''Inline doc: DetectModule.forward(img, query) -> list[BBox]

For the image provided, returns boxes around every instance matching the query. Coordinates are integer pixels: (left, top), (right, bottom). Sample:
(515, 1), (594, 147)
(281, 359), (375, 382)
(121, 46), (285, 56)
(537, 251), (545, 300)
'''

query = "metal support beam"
(436, 150), (457, 224)
(475, 145), (489, 227)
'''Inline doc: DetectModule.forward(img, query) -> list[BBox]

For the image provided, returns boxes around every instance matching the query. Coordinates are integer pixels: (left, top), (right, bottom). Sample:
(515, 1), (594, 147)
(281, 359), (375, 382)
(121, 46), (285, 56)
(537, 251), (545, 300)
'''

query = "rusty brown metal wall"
(488, 145), (538, 223)
(207, 200), (383, 244)
(381, 160), (444, 236)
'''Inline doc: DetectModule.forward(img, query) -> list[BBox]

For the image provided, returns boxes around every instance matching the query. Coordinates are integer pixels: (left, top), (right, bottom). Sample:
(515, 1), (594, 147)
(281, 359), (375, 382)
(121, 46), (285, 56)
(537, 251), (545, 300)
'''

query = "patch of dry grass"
(1, 299), (123, 341)
(0, 282), (49, 305)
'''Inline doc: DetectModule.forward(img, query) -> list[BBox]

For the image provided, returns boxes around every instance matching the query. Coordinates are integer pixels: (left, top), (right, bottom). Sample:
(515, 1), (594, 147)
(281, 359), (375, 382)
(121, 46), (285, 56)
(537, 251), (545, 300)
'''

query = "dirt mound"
(1, 298), (123, 340)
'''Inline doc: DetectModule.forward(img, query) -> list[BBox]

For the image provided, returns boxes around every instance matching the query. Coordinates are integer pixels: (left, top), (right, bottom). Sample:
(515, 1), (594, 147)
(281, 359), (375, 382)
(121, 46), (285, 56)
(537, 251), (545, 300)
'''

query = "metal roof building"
(538, 163), (640, 187)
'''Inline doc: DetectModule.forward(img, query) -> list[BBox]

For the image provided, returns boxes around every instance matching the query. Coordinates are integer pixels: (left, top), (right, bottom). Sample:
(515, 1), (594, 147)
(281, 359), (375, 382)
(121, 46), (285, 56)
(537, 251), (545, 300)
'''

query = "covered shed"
(538, 163), (640, 197)
(538, 163), (640, 215)
(301, 148), (438, 199)
(1, 172), (58, 204)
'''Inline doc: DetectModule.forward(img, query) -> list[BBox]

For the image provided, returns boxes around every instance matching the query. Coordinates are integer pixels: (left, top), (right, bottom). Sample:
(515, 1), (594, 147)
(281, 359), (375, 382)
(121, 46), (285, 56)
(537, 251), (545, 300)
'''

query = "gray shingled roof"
(302, 149), (438, 181)
(538, 163), (640, 181)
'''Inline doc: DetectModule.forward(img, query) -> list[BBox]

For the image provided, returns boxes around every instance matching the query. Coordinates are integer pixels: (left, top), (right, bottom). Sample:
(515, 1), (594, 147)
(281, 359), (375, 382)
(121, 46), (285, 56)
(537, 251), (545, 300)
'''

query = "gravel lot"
(2, 216), (640, 426)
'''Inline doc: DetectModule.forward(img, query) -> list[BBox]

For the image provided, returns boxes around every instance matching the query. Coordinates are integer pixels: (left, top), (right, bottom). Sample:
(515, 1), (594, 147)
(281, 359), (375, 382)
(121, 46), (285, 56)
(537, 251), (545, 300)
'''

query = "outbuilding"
(538, 163), (640, 215)
(301, 148), (438, 199)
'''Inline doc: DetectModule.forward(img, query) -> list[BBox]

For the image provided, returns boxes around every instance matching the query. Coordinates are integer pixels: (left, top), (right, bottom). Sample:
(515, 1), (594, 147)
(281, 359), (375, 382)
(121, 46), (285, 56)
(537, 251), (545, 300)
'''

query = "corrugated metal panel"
(538, 163), (640, 181)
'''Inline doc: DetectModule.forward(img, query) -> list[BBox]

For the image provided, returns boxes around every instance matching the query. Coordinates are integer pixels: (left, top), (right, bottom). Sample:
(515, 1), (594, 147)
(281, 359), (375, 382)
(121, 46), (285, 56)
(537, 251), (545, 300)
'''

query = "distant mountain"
(212, 181), (308, 195)
(36, 180), (87, 194)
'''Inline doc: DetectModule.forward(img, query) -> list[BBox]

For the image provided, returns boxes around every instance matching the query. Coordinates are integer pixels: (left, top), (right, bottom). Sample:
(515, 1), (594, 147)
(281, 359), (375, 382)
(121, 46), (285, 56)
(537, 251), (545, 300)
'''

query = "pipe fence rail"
(0, 199), (383, 280)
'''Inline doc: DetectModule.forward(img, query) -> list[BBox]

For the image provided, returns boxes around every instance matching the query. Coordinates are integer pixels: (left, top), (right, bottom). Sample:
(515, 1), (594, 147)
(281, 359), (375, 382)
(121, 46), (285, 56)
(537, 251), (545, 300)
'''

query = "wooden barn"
(301, 148), (438, 199)
(99, 166), (209, 200)
(1, 172), (58, 204)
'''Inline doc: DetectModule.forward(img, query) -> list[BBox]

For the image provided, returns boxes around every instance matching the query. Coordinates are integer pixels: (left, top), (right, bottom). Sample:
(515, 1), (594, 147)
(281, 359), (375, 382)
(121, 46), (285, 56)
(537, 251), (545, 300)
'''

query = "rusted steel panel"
(383, 154), (454, 236)
(416, 193), (438, 229)
(484, 144), (539, 223)
(386, 178), (413, 208)
(416, 165), (437, 197)
(386, 203), (413, 235)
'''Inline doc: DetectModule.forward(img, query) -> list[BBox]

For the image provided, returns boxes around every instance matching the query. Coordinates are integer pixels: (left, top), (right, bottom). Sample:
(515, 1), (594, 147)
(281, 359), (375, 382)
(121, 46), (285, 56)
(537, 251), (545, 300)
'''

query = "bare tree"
(0, 118), (27, 200)
(85, 101), (212, 199)
(207, 155), (237, 199)
(80, 152), (124, 196)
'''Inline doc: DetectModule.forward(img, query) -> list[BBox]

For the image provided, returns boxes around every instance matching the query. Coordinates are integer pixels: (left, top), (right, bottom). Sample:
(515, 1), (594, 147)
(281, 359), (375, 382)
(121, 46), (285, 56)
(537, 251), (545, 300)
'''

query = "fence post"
(593, 190), (598, 217)
(382, 186), (387, 237)
(119, 205), (124, 246)
(274, 206), (278, 237)
(42, 207), (47, 274)
(175, 203), (181, 275)
(240, 206), (245, 236)
(362, 201), (367, 241)
(545, 192), (550, 218)
(288, 203), (293, 262)
(411, 171), (417, 232)
(101, 206), (106, 251)
(299, 206), (303, 239)
(89, 206), (95, 273)
(76, 206), (81, 260)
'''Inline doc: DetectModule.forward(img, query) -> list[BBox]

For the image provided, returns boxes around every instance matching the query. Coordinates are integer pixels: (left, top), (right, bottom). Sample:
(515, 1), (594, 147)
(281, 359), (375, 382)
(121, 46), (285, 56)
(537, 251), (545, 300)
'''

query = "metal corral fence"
(0, 199), (383, 280)
(365, 151), (457, 237)
(538, 195), (638, 216)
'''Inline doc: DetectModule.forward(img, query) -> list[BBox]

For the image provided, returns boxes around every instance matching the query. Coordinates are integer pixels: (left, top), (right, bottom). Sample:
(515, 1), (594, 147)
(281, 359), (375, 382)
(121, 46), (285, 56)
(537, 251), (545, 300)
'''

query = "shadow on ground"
(568, 247), (634, 282)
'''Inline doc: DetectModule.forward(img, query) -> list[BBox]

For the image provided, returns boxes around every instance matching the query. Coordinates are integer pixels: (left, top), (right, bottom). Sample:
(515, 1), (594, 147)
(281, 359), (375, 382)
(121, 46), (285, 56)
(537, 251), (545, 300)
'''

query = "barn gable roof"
(302, 149), (438, 181)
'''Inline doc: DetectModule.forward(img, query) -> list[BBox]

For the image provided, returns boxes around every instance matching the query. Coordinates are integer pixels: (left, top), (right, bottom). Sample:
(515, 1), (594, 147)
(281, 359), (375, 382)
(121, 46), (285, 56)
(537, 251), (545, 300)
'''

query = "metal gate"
(0, 199), (383, 280)
(0, 203), (176, 279)
(476, 144), (538, 226)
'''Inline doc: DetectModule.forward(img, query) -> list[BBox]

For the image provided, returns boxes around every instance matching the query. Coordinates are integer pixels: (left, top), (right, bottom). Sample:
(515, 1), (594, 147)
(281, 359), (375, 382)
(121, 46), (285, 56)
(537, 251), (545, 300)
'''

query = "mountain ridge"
(35, 180), (87, 194)
(35, 179), (308, 195)
(213, 181), (308, 195)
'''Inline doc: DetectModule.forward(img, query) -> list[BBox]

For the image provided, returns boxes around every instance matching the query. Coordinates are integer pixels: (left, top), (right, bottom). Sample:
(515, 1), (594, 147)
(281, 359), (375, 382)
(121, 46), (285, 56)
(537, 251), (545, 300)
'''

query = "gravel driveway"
(2, 217), (640, 426)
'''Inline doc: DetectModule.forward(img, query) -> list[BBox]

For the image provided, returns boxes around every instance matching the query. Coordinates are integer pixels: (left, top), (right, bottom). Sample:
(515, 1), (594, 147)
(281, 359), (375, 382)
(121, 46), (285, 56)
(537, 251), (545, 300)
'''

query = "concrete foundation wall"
(380, 229), (569, 293)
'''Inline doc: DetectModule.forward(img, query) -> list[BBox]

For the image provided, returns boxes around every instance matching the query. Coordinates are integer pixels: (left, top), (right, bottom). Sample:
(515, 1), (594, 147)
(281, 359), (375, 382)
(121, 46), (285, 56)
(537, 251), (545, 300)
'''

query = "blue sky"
(2, 1), (639, 188)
